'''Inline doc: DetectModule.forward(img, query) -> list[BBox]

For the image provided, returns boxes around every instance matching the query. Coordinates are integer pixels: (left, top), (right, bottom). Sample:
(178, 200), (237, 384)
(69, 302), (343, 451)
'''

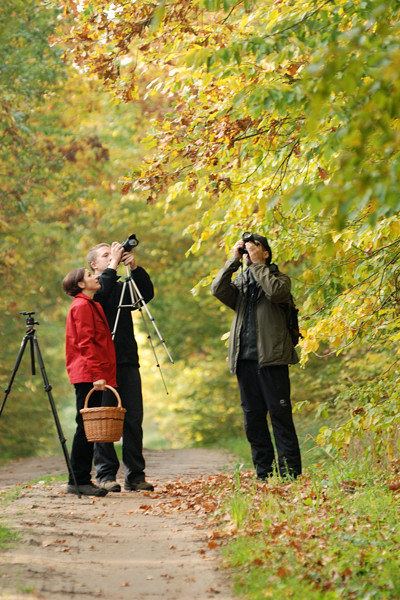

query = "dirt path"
(0, 448), (237, 600)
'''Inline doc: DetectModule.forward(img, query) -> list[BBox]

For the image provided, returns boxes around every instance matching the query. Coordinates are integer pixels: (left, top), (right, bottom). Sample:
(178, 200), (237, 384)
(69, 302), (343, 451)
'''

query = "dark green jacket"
(211, 257), (299, 374)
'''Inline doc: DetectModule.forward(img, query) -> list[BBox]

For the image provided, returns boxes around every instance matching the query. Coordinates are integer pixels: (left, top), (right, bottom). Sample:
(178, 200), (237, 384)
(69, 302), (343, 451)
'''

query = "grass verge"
(207, 455), (400, 600)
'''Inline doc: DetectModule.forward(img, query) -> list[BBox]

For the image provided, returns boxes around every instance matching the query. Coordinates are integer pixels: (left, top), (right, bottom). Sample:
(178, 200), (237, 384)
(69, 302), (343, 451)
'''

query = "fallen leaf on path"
(42, 539), (66, 547)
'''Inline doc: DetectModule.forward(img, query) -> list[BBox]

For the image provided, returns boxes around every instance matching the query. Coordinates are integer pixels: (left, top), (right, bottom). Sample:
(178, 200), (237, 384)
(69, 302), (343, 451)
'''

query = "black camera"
(121, 234), (139, 252)
(239, 231), (254, 256)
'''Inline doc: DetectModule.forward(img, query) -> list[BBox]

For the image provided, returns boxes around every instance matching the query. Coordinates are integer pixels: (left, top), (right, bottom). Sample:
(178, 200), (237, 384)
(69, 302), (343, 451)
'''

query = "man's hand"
(233, 240), (245, 260)
(109, 242), (124, 270)
(93, 379), (107, 391)
(246, 241), (267, 264)
(121, 251), (137, 270)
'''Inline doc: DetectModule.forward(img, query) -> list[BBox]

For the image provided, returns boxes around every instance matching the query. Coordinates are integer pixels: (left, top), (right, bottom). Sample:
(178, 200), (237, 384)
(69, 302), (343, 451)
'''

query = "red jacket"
(65, 293), (117, 386)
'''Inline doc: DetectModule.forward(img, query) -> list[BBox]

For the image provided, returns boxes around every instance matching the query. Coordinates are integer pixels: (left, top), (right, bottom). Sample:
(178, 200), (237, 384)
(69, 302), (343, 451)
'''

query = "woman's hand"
(93, 379), (107, 391)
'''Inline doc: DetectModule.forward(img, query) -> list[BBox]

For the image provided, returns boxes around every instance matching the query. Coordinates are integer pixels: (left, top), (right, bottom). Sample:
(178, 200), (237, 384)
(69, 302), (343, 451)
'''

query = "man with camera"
(211, 233), (301, 480)
(86, 239), (155, 492)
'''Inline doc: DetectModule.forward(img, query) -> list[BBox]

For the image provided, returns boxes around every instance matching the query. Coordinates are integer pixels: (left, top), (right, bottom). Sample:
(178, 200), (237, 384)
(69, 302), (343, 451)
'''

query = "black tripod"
(1, 312), (80, 497)
(113, 266), (174, 394)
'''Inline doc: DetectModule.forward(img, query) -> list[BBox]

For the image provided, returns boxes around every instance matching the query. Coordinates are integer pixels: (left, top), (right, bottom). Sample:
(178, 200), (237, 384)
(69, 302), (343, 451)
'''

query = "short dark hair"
(62, 268), (85, 297)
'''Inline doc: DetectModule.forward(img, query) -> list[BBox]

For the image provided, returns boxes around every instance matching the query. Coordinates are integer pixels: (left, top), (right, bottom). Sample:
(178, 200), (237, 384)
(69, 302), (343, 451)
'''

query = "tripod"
(1, 312), (80, 497)
(113, 266), (174, 394)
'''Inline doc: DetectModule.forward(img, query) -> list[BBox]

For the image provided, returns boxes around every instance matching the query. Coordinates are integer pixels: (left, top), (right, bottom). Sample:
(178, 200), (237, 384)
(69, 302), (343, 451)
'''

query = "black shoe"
(124, 481), (154, 492)
(67, 482), (108, 497)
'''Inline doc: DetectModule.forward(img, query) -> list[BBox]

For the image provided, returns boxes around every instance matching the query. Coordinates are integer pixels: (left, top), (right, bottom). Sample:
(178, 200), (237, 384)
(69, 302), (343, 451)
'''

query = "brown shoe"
(97, 480), (121, 492)
(124, 481), (154, 491)
(67, 483), (108, 497)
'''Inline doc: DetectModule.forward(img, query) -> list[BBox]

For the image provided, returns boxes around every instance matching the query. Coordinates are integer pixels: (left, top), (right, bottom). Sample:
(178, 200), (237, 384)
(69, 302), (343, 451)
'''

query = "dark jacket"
(65, 293), (117, 385)
(211, 257), (299, 373)
(94, 266), (154, 367)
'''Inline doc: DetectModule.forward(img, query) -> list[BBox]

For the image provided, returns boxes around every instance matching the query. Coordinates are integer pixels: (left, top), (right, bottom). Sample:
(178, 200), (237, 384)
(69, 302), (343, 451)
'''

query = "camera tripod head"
(20, 311), (39, 328)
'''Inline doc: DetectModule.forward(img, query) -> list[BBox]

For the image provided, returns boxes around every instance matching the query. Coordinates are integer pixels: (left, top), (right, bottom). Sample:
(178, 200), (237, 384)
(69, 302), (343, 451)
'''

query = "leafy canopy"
(54, 0), (400, 457)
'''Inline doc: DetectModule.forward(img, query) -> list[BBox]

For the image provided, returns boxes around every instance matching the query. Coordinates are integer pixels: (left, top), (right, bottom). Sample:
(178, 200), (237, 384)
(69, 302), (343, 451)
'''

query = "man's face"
(91, 245), (111, 274)
(244, 241), (269, 265)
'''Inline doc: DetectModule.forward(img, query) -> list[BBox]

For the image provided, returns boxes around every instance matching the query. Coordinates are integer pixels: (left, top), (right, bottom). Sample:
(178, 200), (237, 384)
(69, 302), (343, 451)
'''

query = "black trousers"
(69, 382), (102, 485)
(236, 360), (301, 479)
(94, 365), (146, 484)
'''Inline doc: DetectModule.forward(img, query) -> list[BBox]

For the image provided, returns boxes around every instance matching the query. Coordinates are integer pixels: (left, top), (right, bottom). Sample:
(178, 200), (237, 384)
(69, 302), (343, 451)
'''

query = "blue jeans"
(94, 365), (146, 484)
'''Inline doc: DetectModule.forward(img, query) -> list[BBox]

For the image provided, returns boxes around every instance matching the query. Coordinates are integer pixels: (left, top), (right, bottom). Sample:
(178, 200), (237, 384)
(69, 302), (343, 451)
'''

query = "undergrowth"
(211, 456), (400, 600)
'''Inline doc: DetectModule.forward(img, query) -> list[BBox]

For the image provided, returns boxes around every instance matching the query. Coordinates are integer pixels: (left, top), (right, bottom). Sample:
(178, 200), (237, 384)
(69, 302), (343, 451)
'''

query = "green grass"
(32, 473), (67, 485)
(0, 484), (24, 507)
(0, 473), (67, 552)
(0, 523), (20, 549)
(0, 484), (21, 550)
(214, 455), (400, 600)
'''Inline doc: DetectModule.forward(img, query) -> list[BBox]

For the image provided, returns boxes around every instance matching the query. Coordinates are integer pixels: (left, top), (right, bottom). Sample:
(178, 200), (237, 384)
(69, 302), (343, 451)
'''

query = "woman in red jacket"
(63, 267), (117, 497)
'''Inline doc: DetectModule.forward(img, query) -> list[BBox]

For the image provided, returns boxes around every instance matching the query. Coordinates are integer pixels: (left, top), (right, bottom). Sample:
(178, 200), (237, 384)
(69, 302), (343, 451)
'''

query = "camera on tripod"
(121, 234), (139, 253)
(239, 232), (255, 256)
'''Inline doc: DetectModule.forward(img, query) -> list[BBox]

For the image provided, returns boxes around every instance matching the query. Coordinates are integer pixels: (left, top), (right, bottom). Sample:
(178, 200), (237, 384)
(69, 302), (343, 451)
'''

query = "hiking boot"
(124, 480), (154, 492)
(67, 482), (108, 497)
(97, 480), (121, 492)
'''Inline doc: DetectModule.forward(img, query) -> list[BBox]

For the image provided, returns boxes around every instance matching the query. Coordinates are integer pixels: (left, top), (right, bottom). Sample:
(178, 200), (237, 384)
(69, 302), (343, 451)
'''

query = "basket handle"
(84, 385), (122, 409)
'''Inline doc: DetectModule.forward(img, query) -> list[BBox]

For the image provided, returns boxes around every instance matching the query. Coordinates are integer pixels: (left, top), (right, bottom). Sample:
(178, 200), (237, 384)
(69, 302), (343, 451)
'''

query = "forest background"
(1, 0), (399, 467)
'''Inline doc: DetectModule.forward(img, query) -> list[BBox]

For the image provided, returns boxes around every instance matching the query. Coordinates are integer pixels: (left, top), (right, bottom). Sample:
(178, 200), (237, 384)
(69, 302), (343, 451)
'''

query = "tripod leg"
(0, 335), (30, 418)
(30, 337), (36, 375)
(127, 279), (170, 395)
(32, 336), (81, 498)
(128, 274), (174, 364)
(112, 266), (173, 394)
(111, 279), (127, 340)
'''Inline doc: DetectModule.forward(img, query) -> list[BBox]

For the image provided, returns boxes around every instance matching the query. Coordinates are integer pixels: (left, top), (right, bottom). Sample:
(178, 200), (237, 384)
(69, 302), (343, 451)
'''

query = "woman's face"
(78, 269), (101, 297)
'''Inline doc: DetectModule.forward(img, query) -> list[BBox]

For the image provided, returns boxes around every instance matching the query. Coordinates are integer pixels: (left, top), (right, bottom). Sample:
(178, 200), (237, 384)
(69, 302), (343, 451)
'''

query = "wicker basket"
(80, 385), (126, 443)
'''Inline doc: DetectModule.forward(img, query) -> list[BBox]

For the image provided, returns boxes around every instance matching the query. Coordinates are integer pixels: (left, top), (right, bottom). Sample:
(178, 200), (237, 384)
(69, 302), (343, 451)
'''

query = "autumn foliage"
(55, 0), (400, 458)
(1, 0), (399, 461)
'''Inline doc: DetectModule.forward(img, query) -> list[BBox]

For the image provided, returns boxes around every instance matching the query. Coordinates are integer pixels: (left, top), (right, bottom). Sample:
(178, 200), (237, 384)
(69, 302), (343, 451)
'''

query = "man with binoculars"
(211, 232), (301, 481)
(86, 239), (155, 492)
